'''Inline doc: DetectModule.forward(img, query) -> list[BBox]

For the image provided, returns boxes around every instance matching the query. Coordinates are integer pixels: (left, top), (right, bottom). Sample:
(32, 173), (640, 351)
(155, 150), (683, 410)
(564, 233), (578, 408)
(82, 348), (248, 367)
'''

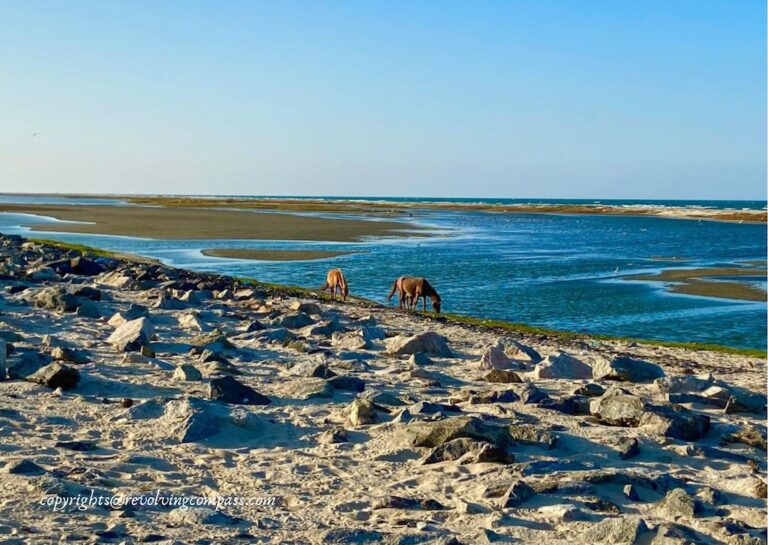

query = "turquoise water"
(0, 197), (765, 350)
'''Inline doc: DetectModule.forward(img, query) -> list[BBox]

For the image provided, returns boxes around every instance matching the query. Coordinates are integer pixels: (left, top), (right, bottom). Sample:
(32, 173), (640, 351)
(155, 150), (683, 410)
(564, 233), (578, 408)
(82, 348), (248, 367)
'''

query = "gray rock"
(656, 488), (697, 519)
(484, 369), (522, 383)
(107, 317), (154, 352)
(0, 339), (5, 380)
(208, 376), (271, 405)
(590, 394), (646, 426)
(162, 398), (221, 443)
(477, 343), (517, 370)
(7, 350), (51, 379)
(305, 319), (345, 337)
(404, 416), (511, 448)
(4, 459), (46, 475)
(28, 286), (80, 312)
(278, 312), (314, 329)
(166, 507), (238, 525)
(504, 340), (542, 363)
(501, 480), (534, 507)
(651, 523), (700, 545)
(508, 424), (557, 449)
(331, 330), (371, 351)
(592, 355), (665, 383)
(50, 346), (89, 364)
(328, 375), (365, 392)
(573, 382), (605, 397)
(288, 360), (336, 379)
(287, 379), (334, 400)
(318, 426), (348, 444)
(638, 405), (710, 441)
(347, 398), (376, 426)
(514, 382), (550, 404)
(372, 495), (446, 511)
(27, 363), (80, 389)
(654, 375), (713, 394)
(408, 352), (433, 366)
(532, 350), (592, 379)
(422, 438), (514, 465)
(173, 364), (203, 381)
(617, 437), (640, 460)
(76, 299), (102, 318)
(623, 484), (640, 501)
(723, 424), (767, 451)
(290, 300), (322, 315)
(386, 332), (452, 357)
(580, 516), (649, 544)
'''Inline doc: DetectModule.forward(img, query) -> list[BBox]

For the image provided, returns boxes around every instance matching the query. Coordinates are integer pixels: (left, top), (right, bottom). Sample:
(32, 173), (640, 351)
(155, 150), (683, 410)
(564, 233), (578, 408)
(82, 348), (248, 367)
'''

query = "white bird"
(31, 132), (40, 137)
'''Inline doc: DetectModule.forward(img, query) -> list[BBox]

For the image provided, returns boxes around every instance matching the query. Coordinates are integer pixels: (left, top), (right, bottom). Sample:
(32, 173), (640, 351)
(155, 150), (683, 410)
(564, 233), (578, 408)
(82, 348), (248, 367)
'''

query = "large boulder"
(590, 394), (647, 426)
(107, 317), (154, 352)
(27, 362), (80, 390)
(580, 516), (649, 544)
(208, 376), (271, 405)
(638, 405), (710, 441)
(477, 343), (518, 370)
(656, 488), (697, 519)
(385, 332), (452, 357)
(7, 351), (51, 379)
(278, 312), (315, 329)
(28, 286), (80, 312)
(532, 351), (593, 379)
(505, 340), (542, 363)
(423, 438), (514, 465)
(593, 355), (665, 383)
(403, 416), (511, 448)
(69, 256), (105, 276)
(331, 330), (371, 351)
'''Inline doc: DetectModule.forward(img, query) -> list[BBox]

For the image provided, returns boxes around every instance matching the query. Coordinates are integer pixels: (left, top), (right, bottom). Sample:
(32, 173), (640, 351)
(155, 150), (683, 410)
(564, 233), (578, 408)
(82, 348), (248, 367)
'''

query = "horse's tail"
(387, 278), (399, 300)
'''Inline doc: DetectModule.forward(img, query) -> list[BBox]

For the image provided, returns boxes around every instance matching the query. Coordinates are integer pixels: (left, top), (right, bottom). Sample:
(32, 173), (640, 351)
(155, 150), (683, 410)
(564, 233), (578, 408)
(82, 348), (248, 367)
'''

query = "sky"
(1, 1), (765, 199)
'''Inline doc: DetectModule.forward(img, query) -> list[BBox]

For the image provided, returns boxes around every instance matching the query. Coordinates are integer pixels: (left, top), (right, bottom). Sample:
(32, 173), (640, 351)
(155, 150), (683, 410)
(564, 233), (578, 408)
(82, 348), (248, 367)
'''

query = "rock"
(616, 437), (640, 460)
(173, 364), (203, 381)
(464, 388), (520, 404)
(404, 416), (511, 448)
(331, 330), (370, 351)
(50, 346), (89, 364)
(162, 398), (221, 442)
(651, 523), (700, 545)
(328, 375), (365, 392)
(318, 426), (348, 444)
(514, 382), (550, 404)
(372, 495), (446, 511)
(54, 440), (98, 451)
(290, 300), (322, 315)
(723, 424), (767, 451)
(279, 312), (314, 329)
(656, 488), (697, 519)
(107, 317), (154, 352)
(29, 286), (79, 312)
(624, 484), (639, 501)
(654, 375), (713, 394)
(408, 352), (433, 366)
(4, 459), (46, 475)
(590, 394), (646, 426)
(410, 400), (460, 415)
(385, 332), (452, 357)
(208, 376), (271, 405)
(573, 382), (605, 397)
(178, 313), (210, 332)
(0, 339), (5, 379)
(76, 300), (102, 318)
(303, 319), (345, 337)
(638, 405), (710, 441)
(501, 480), (534, 507)
(592, 355), (665, 383)
(477, 343), (517, 370)
(27, 363), (80, 389)
(538, 504), (584, 522)
(7, 351), (50, 379)
(504, 340), (542, 363)
(69, 256), (105, 276)
(507, 424), (557, 449)
(484, 369), (522, 383)
(532, 350), (592, 379)
(347, 398), (376, 426)
(422, 438), (514, 465)
(289, 361), (336, 379)
(287, 379), (334, 400)
(579, 516), (649, 544)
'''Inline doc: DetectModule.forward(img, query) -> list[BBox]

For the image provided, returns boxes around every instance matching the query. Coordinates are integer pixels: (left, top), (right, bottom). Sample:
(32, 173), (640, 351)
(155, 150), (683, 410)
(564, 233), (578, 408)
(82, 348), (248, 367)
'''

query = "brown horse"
(321, 268), (348, 301)
(387, 276), (441, 313)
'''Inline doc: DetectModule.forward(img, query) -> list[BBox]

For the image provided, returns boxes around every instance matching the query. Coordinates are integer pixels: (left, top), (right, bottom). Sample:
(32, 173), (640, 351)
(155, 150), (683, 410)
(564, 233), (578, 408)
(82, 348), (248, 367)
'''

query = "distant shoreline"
(201, 248), (356, 261)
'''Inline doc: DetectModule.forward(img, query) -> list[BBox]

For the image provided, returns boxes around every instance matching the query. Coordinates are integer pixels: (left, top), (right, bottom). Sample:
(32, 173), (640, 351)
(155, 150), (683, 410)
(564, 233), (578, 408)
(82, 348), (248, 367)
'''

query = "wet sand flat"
(0, 204), (424, 242)
(626, 267), (767, 302)
(201, 248), (355, 261)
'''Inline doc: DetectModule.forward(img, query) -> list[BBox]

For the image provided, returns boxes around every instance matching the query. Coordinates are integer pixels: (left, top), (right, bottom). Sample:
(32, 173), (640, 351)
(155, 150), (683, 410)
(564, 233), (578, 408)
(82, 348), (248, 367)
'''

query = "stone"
(287, 379), (334, 400)
(279, 312), (314, 329)
(50, 346), (89, 364)
(532, 350), (592, 379)
(76, 300), (102, 318)
(0, 339), (5, 379)
(173, 364), (203, 381)
(107, 317), (154, 352)
(318, 426), (348, 444)
(616, 437), (640, 460)
(208, 376), (271, 405)
(624, 484), (640, 501)
(385, 331), (452, 357)
(408, 352), (433, 366)
(538, 504), (584, 522)
(723, 424), (767, 451)
(331, 330), (370, 351)
(651, 523), (700, 545)
(178, 313), (209, 332)
(514, 382), (550, 404)
(507, 424), (557, 449)
(289, 361), (336, 379)
(579, 516), (649, 544)
(501, 480), (534, 507)
(573, 382), (605, 397)
(654, 375), (713, 394)
(162, 398), (221, 443)
(347, 398), (376, 426)
(638, 405), (710, 441)
(405, 416), (511, 448)
(166, 507), (238, 525)
(54, 440), (98, 451)
(504, 340), (542, 363)
(27, 363), (80, 389)
(72, 286), (102, 301)
(592, 355), (665, 383)
(372, 495), (446, 511)
(410, 400), (460, 415)
(69, 256), (105, 276)
(328, 375), (365, 392)
(290, 300), (322, 314)
(590, 394), (646, 426)
(4, 459), (46, 475)
(477, 343), (517, 370)
(7, 351), (50, 379)
(484, 369), (523, 383)
(656, 488), (697, 519)
(29, 286), (79, 312)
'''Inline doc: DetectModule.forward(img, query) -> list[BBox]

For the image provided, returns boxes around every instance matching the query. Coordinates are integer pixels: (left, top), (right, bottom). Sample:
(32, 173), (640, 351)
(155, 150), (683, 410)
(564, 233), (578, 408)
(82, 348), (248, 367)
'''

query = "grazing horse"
(321, 268), (348, 301)
(388, 276), (441, 313)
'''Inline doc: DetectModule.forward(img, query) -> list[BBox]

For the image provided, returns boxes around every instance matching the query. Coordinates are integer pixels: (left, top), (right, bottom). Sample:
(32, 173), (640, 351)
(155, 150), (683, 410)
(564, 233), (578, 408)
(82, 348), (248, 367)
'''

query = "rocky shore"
(0, 234), (765, 544)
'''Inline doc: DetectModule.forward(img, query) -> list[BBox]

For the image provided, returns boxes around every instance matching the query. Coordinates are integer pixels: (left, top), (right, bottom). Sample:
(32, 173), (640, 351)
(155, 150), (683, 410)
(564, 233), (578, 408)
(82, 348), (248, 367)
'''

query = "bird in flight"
(31, 132), (40, 137)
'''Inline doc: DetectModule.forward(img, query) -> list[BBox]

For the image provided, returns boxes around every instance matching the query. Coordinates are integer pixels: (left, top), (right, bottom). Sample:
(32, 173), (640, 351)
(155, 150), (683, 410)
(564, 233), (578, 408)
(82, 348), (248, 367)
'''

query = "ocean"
(0, 195), (765, 350)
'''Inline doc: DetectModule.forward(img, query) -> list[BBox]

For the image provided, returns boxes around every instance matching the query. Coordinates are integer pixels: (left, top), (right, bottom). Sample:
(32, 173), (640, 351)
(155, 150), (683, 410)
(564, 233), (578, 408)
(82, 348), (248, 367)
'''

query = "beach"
(0, 234), (765, 544)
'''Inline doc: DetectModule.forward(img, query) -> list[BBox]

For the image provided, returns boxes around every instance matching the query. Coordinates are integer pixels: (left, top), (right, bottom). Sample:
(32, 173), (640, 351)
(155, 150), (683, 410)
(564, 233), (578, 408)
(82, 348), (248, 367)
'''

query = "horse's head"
(432, 297), (441, 314)
(341, 283), (349, 301)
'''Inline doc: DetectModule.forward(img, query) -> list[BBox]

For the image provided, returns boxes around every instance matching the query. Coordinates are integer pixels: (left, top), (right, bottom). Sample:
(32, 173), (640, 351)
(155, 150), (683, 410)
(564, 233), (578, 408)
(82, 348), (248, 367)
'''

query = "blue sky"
(1, 1), (765, 199)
